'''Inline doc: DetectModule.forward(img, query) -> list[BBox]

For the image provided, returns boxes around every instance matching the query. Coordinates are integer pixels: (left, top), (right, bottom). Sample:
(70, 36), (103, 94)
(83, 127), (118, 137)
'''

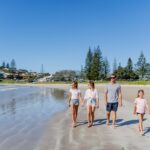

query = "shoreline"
(1, 83), (150, 87)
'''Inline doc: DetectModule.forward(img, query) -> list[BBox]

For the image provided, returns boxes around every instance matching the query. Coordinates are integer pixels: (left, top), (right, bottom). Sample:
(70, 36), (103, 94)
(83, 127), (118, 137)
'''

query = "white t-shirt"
(69, 89), (81, 99)
(84, 89), (98, 100)
(134, 98), (147, 114)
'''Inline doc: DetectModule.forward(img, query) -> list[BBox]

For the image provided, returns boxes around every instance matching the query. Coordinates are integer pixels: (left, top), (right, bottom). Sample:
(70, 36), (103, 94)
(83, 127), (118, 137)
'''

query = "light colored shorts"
(71, 99), (79, 106)
(87, 98), (96, 107)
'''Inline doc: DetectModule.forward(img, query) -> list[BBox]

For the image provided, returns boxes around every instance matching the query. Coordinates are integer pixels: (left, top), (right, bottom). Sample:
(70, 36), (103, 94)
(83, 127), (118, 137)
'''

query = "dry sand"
(34, 84), (150, 150)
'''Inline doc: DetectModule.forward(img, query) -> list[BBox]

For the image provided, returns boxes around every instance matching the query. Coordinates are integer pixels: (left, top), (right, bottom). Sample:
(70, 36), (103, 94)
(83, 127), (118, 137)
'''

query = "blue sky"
(0, 0), (150, 73)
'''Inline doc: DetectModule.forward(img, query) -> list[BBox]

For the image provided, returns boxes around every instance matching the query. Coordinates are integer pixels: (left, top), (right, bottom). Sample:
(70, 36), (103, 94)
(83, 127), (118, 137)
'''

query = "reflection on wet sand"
(0, 86), (66, 150)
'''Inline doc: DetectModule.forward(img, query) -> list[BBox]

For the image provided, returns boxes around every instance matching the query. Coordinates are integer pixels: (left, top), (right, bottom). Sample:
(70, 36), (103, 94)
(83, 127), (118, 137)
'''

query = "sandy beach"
(33, 84), (150, 150)
(0, 84), (150, 150)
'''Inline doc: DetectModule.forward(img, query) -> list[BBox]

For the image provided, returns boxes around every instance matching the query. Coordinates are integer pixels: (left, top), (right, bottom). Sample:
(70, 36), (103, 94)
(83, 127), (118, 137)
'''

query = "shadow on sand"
(117, 119), (146, 127)
(144, 127), (150, 136)
(76, 120), (88, 127)
(76, 119), (124, 127)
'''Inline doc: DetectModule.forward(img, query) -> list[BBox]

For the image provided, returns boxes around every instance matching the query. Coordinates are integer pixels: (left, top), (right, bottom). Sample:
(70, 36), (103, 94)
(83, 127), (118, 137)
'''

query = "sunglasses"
(111, 77), (116, 79)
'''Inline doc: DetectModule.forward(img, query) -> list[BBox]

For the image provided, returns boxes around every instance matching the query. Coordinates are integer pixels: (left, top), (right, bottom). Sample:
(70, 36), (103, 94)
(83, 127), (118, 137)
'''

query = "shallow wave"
(0, 88), (18, 92)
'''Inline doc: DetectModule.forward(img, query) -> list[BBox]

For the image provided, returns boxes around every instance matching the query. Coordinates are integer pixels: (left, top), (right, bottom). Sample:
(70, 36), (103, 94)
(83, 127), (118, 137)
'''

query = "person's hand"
(81, 103), (84, 107)
(96, 105), (99, 109)
(119, 102), (123, 107)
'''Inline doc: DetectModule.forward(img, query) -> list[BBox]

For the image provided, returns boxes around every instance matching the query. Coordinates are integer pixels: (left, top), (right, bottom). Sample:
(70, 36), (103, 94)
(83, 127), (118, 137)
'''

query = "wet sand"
(0, 86), (66, 150)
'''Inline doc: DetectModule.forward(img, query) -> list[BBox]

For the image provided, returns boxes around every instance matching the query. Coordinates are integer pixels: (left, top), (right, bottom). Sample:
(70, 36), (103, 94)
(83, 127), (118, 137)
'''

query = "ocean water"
(0, 85), (67, 150)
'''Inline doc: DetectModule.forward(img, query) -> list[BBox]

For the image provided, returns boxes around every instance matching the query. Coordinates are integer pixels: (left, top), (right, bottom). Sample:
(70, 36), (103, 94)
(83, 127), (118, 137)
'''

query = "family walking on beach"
(68, 74), (150, 135)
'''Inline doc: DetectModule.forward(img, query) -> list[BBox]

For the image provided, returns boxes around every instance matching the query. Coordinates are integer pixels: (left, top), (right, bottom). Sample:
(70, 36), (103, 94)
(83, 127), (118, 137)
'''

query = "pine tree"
(97, 46), (104, 79)
(85, 47), (93, 80)
(113, 58), (117, 73)
(103, 57), (110, 79)
(91, 49), (100, 80)
(127, 57), (133, 72)
(91, 46), (103, 80)
(2, 61), (5, 68)
(136, 51), (147, 79)
(10, 59), (16, 69)
(6, 63), (10, 68)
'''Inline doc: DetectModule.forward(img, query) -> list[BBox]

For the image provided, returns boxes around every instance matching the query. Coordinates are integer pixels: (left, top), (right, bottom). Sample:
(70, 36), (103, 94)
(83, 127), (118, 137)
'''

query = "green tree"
(113, 58), (117, 73)
(85, 47), (93, 80)
(90, 46), (103, 80)
(103, 57), (110, 79)
(6, 63), (10, 68)
(126, 57), (133, 72)
(10, 59), (16, 70)
(2, 61), (5, 68)
(115, 63), (128, 80)
(126, 57), (138, 80)
(52, 70), (77, 81)
(136, 51), (147, 79)
(91, 48), (100, 80)
(97, 46), (104, 79)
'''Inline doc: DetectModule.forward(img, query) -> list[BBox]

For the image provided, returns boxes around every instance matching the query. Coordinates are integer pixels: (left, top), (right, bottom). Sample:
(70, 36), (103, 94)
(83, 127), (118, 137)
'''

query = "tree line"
(0, 59), (16, 70)
(81, 46), (150, 80)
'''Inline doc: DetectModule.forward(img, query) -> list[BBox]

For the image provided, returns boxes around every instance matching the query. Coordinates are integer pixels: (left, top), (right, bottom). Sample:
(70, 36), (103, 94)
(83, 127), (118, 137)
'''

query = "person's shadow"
(93, 118), (107, 126)
(93, 118), (123, 126)
(76, 119), (107, 127)
(144, 127), (150, 136)
(117, 119), (146, 127)
(76, 120), (88, 127)
(76, 119), (124, 127)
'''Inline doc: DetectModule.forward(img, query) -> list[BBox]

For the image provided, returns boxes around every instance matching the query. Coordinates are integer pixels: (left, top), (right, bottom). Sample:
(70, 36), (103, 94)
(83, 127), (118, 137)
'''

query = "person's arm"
(82, 90), (87, 106)
(105, 87), (108, 106)
(118, 86), (123, 107)
(96, 97), (99, 108)
(68, 91), (71, 107)
(96, 89), (99, 108)
(133, 104), (137, 114)
(133, 99), (137, 114)
(145, 100), (150, 114)
(78, 92), (83, 105)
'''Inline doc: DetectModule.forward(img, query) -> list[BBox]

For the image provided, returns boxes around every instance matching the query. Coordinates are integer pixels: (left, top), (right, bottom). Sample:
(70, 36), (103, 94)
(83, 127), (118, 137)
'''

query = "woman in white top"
(83, 81), (99, 128)
(68, 81), (82, 128)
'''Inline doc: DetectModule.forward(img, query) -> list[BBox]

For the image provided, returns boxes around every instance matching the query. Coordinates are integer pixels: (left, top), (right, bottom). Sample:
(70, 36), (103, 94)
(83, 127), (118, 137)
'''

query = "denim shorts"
(87, 98), (96, 106)
(71, 99), (79, 106)
(106, 102), (118, 112)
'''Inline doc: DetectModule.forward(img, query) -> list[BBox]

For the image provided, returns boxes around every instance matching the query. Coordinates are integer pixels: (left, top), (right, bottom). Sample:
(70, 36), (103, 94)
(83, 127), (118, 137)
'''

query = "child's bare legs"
(91, 106), (96, 126)
(71, 105), (76, 127)
(138, 114), (144, 134)
(87, 105), (92, 127)
(112, 111), (117, 128)
(106, 111), (111, 126)
(75, 105), (79, 120)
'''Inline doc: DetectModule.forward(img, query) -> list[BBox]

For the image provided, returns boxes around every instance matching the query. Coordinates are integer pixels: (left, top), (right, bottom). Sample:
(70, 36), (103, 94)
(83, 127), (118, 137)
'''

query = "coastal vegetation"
(0, 48), (150, 85)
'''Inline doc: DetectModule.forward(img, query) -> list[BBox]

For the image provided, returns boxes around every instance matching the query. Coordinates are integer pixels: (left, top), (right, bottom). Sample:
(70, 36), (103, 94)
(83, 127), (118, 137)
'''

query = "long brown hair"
(137, 89), (144, 98)
(72, 81), (78, 89)
(89, 80), (95, 89)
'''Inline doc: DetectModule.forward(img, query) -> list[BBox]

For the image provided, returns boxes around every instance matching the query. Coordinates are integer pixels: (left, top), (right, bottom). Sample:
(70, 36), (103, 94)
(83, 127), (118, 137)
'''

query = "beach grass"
(0, 79), (150, 85)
